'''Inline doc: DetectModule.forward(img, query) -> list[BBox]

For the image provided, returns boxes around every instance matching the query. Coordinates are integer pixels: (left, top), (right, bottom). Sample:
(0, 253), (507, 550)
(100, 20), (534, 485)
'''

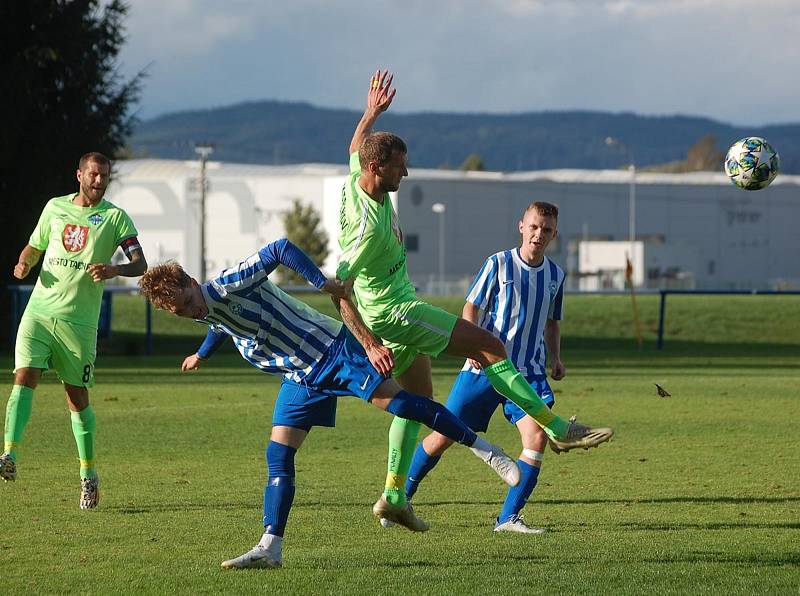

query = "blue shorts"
(272, 329), (387, 429)
(444, 371), (555, 433)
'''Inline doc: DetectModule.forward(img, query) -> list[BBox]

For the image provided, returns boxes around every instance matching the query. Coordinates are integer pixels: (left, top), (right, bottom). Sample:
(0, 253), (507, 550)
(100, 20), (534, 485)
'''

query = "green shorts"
(14, 315), (97, 387)
(369, 299), (458, 376)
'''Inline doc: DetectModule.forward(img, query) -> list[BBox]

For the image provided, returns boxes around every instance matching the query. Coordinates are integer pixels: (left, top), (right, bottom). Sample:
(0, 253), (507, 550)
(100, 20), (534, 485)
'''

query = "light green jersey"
(337, 152), (416, 323)
(25, 194), (138, 328)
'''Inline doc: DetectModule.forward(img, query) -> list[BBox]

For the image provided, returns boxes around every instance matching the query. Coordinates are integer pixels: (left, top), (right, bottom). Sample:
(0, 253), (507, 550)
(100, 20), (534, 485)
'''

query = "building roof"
(112, 159), (800, 187)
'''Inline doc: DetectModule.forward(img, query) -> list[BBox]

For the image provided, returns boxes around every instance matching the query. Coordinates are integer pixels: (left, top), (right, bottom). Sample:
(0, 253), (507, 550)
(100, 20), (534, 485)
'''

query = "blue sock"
(263, 440), (297, 536)
(385, 391), (477, 447)
(405, 443), (442, 500)
(498, 459), (540, 523)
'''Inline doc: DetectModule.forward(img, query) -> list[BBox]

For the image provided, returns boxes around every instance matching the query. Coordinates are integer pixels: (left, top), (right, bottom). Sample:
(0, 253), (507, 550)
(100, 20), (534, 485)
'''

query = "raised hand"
(367, 69), (396, 115)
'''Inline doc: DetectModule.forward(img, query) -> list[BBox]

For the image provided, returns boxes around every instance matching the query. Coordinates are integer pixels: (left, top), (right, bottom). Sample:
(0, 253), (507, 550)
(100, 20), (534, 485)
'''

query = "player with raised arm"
(138, 238), (519, 569)
(337, 71), (613, 528)
(403, 202), (572, 534)
(1, 152), (147, 509)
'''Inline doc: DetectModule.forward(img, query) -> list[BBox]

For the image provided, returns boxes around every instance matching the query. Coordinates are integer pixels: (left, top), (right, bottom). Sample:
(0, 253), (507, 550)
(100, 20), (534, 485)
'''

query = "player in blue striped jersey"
(402, 202), (601, 534)
(138, 238), (519, 568)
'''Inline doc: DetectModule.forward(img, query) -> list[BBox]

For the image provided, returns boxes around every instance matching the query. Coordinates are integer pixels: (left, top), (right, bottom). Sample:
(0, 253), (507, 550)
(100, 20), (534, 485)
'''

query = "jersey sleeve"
(548, 276), (566, 321)
(28, 200), (54, 250)
(114, 209), (139, 245)
(349, 151), (361, 175)
(196, 325), (229, 359)
(258, 239), (326, 289)
(465, 255), (498, 311)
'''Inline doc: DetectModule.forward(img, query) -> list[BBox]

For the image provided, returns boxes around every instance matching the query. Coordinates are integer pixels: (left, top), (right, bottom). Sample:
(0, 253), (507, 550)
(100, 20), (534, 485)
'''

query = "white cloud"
(116, 0), (800, 125)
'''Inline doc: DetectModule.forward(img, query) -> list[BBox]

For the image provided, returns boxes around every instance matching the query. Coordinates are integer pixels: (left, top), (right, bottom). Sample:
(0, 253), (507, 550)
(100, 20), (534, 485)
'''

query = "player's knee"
(476, 331), (506, 363)
(64, 388), (89, 412)
(14, 368), (40, 389)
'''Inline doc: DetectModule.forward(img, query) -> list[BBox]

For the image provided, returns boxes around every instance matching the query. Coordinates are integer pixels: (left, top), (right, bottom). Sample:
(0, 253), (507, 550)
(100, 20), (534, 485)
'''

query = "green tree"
(279, 200), (330, 284)
(0, 1), (143, 338)
(459, 153), (486, 171)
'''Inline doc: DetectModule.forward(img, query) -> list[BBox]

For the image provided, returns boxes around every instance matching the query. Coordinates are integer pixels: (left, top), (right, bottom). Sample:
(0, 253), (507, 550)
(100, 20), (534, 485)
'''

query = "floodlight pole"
(195, 144), (214, 281)
(432, 203), (446, 292)
(628, 162), (636, 244)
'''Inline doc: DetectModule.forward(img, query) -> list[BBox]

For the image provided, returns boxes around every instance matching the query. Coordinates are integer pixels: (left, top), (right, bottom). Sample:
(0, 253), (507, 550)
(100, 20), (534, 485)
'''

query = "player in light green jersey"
(337, 71), (613, 530)
(1, 152), (147, 509)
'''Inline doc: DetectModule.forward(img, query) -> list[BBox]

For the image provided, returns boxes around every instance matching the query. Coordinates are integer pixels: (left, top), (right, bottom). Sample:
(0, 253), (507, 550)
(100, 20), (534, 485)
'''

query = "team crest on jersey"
(62, 224), (89, 252)
(88, 214), (103, 225)
(229, 302), (243, 316)
(549, 281), (559, 296)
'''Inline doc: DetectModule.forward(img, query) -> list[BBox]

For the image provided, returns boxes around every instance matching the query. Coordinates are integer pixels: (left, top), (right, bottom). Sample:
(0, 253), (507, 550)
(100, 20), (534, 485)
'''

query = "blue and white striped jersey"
(463, 249), (565, 377)
(200, 248), (343, 382)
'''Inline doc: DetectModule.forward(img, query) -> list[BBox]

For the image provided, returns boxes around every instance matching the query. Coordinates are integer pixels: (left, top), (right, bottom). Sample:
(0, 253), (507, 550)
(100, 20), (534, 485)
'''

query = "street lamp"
(605, 137), (636, 244)
(431, 203), (446, 292)
(194, 143), (214, 281)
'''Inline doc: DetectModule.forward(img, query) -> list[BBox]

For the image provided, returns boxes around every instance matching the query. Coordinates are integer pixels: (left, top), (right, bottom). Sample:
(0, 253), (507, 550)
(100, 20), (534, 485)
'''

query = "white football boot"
(494, 514), (547, 534)
(469, 437), (520, 487)
(221, 534), (282, 569)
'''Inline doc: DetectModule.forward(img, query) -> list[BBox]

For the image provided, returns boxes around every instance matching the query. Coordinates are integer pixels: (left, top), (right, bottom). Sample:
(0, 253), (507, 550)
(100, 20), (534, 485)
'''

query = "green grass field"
(2, 294), (799, 594)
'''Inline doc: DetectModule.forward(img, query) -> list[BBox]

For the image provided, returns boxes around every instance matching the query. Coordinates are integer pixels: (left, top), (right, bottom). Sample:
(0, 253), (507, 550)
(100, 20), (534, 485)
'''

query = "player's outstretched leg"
(382, 390), (519, 487)
(447, 322), (614, 451)
(547, 415), (614, 454)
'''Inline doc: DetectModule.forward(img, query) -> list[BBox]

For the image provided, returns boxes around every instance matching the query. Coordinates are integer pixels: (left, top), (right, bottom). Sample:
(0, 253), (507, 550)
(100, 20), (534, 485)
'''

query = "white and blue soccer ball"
(724, 136), (780, 191)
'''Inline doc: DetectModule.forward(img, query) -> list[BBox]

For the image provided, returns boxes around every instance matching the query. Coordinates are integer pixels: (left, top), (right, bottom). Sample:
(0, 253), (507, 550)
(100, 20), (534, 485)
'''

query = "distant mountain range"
(129, 101), (800, 173)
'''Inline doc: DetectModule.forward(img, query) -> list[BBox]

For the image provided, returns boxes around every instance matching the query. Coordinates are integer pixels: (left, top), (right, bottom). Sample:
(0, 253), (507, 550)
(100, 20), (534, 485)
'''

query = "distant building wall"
(108, 159), (800, 290)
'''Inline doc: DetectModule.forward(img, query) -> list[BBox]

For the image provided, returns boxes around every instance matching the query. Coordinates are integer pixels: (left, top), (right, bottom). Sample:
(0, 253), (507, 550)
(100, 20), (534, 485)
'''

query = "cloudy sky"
(117, 0), (800, 125)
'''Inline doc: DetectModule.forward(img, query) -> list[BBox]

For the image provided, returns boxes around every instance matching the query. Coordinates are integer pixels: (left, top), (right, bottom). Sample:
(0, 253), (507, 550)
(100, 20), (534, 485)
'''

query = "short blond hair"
(139, 262), (192, 309)
(524, 201), (559, 220)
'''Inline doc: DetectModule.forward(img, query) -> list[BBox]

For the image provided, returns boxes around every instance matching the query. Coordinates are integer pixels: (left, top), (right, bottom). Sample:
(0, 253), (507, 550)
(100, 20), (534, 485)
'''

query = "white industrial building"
(107, 159), (800, 291)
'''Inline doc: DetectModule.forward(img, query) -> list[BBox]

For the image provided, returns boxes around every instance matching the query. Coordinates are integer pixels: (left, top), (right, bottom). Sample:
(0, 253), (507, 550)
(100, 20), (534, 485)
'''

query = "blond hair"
(138, 262), (192, 309)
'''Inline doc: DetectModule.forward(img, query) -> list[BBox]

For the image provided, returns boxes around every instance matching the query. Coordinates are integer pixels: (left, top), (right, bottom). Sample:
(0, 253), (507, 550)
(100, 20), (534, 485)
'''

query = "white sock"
(258, 532), (283, 552)
(469, 435), (493, 461)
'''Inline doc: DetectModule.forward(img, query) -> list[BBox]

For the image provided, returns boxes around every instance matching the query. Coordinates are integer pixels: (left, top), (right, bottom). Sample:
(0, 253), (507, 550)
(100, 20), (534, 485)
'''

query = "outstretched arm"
(332, 294), (394, 376)
(182, 327), (228, 371)
(259, 238), (346, 298)
(349, 69), (396, 155)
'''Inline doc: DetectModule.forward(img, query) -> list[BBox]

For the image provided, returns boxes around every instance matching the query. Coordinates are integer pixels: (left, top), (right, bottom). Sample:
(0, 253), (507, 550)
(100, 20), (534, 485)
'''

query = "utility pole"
(194, 144), (214, 281)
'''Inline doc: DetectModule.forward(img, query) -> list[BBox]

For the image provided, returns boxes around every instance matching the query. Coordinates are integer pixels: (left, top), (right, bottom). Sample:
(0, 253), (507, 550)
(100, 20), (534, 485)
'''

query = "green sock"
(484, 359), (569, 439)
(70, 406), (97, 479)
(383, 417), (421, 506)
(4, 385), (34, 459)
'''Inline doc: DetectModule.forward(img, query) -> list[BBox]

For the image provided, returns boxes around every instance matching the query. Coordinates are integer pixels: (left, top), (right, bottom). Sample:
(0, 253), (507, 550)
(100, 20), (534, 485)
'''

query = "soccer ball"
(723, 137), (780, 191)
